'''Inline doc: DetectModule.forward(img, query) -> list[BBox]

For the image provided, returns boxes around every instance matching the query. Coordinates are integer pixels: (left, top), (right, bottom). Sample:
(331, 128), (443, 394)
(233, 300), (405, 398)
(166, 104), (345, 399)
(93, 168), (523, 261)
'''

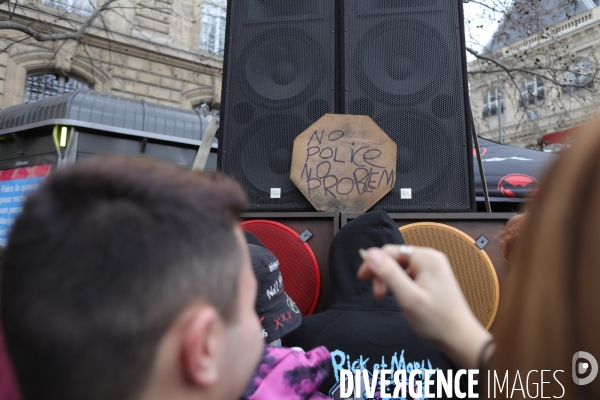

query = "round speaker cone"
(230, 114), (306, 198)
(241, 220), (320, 316)
(373, 110), (451, 199)
(239, 28), (325, 107)
(399, 223), (499, 329)
(353, 19), (449, 105)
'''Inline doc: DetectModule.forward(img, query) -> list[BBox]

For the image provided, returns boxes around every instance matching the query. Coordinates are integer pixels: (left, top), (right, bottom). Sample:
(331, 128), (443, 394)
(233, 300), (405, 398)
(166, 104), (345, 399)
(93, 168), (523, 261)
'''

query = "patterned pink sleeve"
(0, 326), (21, 400)
(243, 345), (332, 400)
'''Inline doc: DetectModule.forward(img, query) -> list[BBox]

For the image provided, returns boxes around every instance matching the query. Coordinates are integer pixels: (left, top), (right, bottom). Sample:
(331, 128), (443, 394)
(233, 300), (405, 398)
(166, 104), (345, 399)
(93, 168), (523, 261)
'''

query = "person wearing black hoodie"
(282, 210), (461, 399)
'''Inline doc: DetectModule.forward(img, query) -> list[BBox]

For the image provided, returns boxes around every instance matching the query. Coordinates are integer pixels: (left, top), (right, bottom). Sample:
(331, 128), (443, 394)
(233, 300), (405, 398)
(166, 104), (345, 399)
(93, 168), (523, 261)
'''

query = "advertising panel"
(0, 164), (51, 245)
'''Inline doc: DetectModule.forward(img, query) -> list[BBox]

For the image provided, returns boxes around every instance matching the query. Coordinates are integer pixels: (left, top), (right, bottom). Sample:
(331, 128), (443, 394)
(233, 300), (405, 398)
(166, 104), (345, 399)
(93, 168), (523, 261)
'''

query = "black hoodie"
(282, 210), (461, 399)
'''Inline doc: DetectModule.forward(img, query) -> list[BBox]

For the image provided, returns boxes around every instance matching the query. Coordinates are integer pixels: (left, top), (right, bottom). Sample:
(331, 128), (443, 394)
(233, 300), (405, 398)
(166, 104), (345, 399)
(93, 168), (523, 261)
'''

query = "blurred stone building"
(0, 0), (225, 111)
(469, 0), (600, 150)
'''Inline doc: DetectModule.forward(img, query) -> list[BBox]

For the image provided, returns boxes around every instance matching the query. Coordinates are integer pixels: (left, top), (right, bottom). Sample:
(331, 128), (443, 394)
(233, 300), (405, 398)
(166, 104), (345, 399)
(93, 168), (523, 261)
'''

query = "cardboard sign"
(290, 114), (397, 213)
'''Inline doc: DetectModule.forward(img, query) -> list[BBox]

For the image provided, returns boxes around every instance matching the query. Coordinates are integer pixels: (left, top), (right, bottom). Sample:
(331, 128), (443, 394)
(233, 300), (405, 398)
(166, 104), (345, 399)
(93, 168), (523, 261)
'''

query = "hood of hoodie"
(329, 210), (405, 308)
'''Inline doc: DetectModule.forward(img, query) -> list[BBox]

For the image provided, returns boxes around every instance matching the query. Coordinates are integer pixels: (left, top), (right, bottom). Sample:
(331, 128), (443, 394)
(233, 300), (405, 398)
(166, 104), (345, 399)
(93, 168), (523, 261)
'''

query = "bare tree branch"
(468, 0), (503, 13)
(466, 46), (597, 89)
(0, 0), (118, 42)
(0, 32), (30, 52)
(465, 1), (600, 145)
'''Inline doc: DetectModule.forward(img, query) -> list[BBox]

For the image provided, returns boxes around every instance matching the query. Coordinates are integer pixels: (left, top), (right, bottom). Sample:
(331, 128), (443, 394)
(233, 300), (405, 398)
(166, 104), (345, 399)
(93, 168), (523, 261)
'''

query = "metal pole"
(471, 116), (492, 213)
(192, 101), (219, 171)
(497, 71), (503, 144)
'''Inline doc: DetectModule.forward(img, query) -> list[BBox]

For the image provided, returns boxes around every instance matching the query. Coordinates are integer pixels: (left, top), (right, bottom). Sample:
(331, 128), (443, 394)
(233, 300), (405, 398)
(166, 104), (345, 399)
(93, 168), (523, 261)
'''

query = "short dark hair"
(0, 157), (246, 400)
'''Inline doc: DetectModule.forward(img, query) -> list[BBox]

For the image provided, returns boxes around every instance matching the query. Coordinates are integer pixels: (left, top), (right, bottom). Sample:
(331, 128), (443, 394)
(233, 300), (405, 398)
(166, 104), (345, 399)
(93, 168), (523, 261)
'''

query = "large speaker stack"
(219, 1), (511, 316)
(219, 0), (475, 212)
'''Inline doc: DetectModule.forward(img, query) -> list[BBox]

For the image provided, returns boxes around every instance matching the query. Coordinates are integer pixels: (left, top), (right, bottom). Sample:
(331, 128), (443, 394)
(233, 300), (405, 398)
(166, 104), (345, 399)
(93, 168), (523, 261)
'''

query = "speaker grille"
(374, 111), (451, 204)
(344, 0), (474, 211)
(219, 0), (335, 211)
(241, 220), (320, 316)
(352, 19), (449, 105)
(400, 222), (499, 329)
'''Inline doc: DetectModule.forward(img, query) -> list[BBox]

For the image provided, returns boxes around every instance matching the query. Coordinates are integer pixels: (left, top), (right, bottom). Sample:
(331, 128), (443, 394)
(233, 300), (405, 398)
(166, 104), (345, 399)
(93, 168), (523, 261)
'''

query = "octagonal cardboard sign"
(290, 114), (397, 213)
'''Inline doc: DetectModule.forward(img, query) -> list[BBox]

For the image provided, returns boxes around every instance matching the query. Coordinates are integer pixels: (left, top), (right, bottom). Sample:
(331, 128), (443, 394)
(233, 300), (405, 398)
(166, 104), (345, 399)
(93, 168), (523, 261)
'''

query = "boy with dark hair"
(0, 158), (264, 400)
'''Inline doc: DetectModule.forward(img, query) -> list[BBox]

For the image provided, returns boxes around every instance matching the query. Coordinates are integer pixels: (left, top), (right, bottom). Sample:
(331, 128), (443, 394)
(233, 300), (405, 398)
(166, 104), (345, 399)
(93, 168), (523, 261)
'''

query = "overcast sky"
(463, 0), (510, 60)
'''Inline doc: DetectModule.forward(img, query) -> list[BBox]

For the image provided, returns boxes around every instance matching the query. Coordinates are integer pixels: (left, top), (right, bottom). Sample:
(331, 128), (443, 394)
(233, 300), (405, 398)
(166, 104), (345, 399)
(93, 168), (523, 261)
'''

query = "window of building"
(563, 58), (594, 93)
(199, 0), (227, 55)
(482, 89), (504, 118)
(526, 109), (539, 121)
(25, 72), (90, 103)
(42, 0), (96, 16)
(518, 77), (544, 107)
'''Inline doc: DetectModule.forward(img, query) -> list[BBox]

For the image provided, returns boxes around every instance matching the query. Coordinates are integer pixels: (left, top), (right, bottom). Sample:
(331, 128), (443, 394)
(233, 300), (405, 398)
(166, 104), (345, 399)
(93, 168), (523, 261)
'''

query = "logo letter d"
(572, 351), (598, 385)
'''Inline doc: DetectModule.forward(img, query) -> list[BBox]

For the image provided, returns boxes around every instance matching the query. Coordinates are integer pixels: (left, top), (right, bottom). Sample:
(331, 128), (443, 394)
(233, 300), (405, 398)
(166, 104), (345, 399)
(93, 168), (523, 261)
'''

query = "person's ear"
(181, 306), (223, 388)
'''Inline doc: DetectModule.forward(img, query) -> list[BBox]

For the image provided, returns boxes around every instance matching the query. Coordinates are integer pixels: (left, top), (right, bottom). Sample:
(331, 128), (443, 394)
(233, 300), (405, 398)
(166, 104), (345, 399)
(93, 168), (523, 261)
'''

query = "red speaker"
(242, 212), (339, 313)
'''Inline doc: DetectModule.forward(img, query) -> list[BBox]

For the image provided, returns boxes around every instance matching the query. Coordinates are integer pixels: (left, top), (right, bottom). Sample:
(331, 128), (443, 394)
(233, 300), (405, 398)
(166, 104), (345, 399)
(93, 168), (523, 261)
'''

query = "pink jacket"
(242, 346), (332, 400)
(0, 325), (21, 400)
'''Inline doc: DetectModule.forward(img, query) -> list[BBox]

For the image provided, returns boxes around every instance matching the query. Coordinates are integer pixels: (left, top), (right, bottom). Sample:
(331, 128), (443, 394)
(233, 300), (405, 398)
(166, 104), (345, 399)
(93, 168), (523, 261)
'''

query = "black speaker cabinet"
(342, 0), (475, 212)
(219, 1), (335, 211)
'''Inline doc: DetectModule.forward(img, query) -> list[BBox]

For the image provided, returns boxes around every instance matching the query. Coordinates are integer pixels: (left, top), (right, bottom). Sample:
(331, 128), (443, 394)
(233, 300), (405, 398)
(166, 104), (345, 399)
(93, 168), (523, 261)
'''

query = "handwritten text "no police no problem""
(300, 129), (396, 198)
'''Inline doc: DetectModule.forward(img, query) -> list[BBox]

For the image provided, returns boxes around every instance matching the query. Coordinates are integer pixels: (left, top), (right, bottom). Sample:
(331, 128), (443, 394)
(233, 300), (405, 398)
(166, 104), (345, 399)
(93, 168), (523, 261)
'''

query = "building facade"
(469, 2), (600, 149)
(0, 0), (225, 111)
